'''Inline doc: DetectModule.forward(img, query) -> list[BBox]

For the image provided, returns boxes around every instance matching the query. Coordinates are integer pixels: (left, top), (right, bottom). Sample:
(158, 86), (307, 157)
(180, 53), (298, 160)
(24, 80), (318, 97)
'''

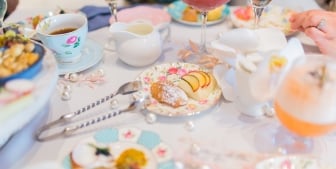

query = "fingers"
(305, 27), (335, 55)
(290, 10), (326, 31)
(305, 27), (326, 43)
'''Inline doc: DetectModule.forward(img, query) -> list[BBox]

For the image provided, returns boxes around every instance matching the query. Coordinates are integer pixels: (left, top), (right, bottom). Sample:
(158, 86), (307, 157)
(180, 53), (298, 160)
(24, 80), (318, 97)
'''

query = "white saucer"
(57, 39), (103, 75)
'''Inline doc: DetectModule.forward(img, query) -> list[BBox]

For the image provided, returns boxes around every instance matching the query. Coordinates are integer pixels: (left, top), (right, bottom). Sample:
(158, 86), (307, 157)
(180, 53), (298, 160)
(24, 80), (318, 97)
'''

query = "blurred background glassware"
(105, 0), (118, 22)
(255, 54), (336, 154)
(182, 0), (230, 58)
(248, 0), (272, 28)
(329, 0), (336, 11)
(0, 0), (7, 29)
(125, 0), (177, 4)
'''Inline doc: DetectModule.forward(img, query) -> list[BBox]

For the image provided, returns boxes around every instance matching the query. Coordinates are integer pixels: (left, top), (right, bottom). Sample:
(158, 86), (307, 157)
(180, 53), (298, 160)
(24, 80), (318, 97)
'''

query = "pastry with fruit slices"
(150, 81), (188, 108)
(178, 71), (216, 101)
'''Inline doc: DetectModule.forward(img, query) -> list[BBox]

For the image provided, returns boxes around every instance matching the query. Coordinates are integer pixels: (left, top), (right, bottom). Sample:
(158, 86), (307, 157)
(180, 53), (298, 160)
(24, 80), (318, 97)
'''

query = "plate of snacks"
(230, 5), (296, 36)
(167, 0), (230, 26)
(0, 30), (44, 85)
(62, 127), (174, 169)
(137, 62), (222, 117)
(0, 29), (58, 147)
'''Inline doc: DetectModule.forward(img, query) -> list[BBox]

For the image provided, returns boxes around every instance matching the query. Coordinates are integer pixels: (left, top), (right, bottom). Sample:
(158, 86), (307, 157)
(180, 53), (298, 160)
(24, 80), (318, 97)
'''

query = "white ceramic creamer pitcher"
(109, 21), (164, 67)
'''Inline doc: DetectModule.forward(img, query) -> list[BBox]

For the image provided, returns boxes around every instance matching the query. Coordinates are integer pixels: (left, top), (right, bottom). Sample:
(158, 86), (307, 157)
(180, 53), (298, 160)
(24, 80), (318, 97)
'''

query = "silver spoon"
(36, 93), (146, 141)
(35, 81), (142, 138)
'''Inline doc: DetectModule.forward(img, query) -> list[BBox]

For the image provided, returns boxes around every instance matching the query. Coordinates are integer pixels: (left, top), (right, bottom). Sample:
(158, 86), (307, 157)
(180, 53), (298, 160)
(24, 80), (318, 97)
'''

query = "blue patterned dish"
(0, 41), (45, 85)
(63, 127), (175, 169)
(167, 0), (230, 26)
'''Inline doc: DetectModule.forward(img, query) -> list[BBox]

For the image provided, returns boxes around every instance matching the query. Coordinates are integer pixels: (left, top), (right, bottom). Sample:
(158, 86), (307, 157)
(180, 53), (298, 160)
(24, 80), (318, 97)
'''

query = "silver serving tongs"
(35, 81), (143, 141)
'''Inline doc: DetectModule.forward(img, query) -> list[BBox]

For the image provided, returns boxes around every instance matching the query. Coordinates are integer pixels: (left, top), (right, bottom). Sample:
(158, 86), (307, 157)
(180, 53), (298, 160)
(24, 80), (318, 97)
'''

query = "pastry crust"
(150, 81), (188, 108)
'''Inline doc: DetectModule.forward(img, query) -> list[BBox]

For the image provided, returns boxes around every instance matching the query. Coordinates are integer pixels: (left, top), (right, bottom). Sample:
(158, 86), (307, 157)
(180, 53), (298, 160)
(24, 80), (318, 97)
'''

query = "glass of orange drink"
(271, 54), (336, 154)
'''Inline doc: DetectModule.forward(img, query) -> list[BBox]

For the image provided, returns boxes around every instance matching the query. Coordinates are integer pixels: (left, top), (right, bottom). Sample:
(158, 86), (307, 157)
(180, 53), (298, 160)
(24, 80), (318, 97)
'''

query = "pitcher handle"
(156, 22), (171, 42)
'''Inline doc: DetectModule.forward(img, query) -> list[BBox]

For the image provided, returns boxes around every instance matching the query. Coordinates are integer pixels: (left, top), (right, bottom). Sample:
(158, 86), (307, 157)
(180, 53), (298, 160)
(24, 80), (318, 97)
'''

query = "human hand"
(290, 9), (336, 56)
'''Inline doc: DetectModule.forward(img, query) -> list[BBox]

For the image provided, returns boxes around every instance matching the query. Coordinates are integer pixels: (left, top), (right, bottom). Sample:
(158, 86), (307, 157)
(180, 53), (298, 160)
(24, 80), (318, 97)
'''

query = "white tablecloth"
(4, 0), (336, 169)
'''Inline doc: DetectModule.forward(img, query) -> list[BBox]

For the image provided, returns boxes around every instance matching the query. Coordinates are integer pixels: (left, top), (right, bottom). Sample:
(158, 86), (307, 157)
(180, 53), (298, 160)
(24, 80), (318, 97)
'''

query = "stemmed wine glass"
(105, 0), (118, 22)
(182, 0), (230, 56)
(249, 0), (272, 28)
(0, 0), (7, 30)
(257, 54), (336, 154)
(104, 0), (118, 51)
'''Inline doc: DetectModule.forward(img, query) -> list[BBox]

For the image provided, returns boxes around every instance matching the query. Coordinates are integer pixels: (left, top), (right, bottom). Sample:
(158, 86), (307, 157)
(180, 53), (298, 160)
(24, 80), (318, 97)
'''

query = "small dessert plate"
(255, 156), (332, 169)
(136, 62), (222, 117)
(57, 38), (103, 75)
(167, 0), (230, 26)
(62, 127), (174, 169)
(230, 5), (297, 36)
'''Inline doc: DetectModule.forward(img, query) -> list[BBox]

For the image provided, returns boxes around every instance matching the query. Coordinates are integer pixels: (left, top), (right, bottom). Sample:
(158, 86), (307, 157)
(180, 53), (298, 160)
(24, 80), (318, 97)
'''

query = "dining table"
(1, 0), (336, 169)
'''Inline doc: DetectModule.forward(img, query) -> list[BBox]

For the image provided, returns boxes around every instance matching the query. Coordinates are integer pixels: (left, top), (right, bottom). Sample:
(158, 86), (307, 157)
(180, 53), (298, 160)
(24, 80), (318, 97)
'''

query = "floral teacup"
(36, 13), (88, 63)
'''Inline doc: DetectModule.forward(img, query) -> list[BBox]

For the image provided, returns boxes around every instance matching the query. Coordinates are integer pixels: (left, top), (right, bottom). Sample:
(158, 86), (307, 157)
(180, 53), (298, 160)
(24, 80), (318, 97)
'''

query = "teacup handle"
(213, 64), (235, 102)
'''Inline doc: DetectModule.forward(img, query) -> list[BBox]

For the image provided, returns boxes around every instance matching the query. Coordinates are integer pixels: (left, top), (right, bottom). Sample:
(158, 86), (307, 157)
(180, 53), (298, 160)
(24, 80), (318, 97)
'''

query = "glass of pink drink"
(272, 54), (336, 154)
(182, 0), (230, 54)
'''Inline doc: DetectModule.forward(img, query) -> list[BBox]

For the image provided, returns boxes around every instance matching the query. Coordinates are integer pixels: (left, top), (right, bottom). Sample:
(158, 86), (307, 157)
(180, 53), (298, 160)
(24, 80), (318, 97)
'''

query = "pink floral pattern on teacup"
(62, 36), (81, 48)
(67, 36), (77, 44)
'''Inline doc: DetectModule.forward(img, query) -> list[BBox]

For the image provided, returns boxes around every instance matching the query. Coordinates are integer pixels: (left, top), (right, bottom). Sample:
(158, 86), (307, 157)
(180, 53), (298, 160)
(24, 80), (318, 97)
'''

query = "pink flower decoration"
(158, 76), (166, 82)
(66, 36), (78, 44)
(144, 77), (151, 84)
(280, 159), (292, 169)
(156, 148), (167, 157)
(168, 67), (178, 74)
(123, 130), (134, 139)
(199, 99), (208, 105)
(177, 68), (187, 76)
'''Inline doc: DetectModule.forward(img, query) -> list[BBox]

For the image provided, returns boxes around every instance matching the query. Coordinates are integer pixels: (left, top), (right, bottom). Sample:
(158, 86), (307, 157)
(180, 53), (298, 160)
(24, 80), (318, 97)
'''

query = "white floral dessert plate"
(136, 62), (222, 117)
(167, 0), (230, 26)
(57, 38), (103, 75)
(230, 5), (297, 36)
(255, 156), (334, 169)
(62, 127), (174, 169)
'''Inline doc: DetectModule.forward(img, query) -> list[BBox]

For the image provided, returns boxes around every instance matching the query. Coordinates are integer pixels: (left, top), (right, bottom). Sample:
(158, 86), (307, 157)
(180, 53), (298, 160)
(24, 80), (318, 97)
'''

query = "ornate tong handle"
(35, 81), (143, 141)
(36, 109), (122, 141)
(36, 93), (145, 141)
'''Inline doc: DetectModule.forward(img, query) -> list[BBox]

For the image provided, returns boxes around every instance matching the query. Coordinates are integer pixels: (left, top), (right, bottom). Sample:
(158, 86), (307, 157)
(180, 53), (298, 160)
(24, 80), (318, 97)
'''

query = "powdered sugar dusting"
(161, 83), (188, 107)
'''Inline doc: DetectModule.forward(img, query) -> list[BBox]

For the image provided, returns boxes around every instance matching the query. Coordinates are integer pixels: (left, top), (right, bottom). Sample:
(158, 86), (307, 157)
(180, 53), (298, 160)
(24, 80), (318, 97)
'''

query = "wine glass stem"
(253, 7), (264, 28)
(107, 1), (118, 22)
(200, 11), (208, 54)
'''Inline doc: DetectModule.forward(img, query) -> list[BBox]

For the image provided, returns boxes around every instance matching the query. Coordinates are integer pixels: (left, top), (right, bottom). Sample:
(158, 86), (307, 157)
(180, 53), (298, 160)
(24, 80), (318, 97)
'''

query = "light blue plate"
(57, 38), (103, 75)
(167, 0), (230, 26)
(62, 127), (175, 169)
